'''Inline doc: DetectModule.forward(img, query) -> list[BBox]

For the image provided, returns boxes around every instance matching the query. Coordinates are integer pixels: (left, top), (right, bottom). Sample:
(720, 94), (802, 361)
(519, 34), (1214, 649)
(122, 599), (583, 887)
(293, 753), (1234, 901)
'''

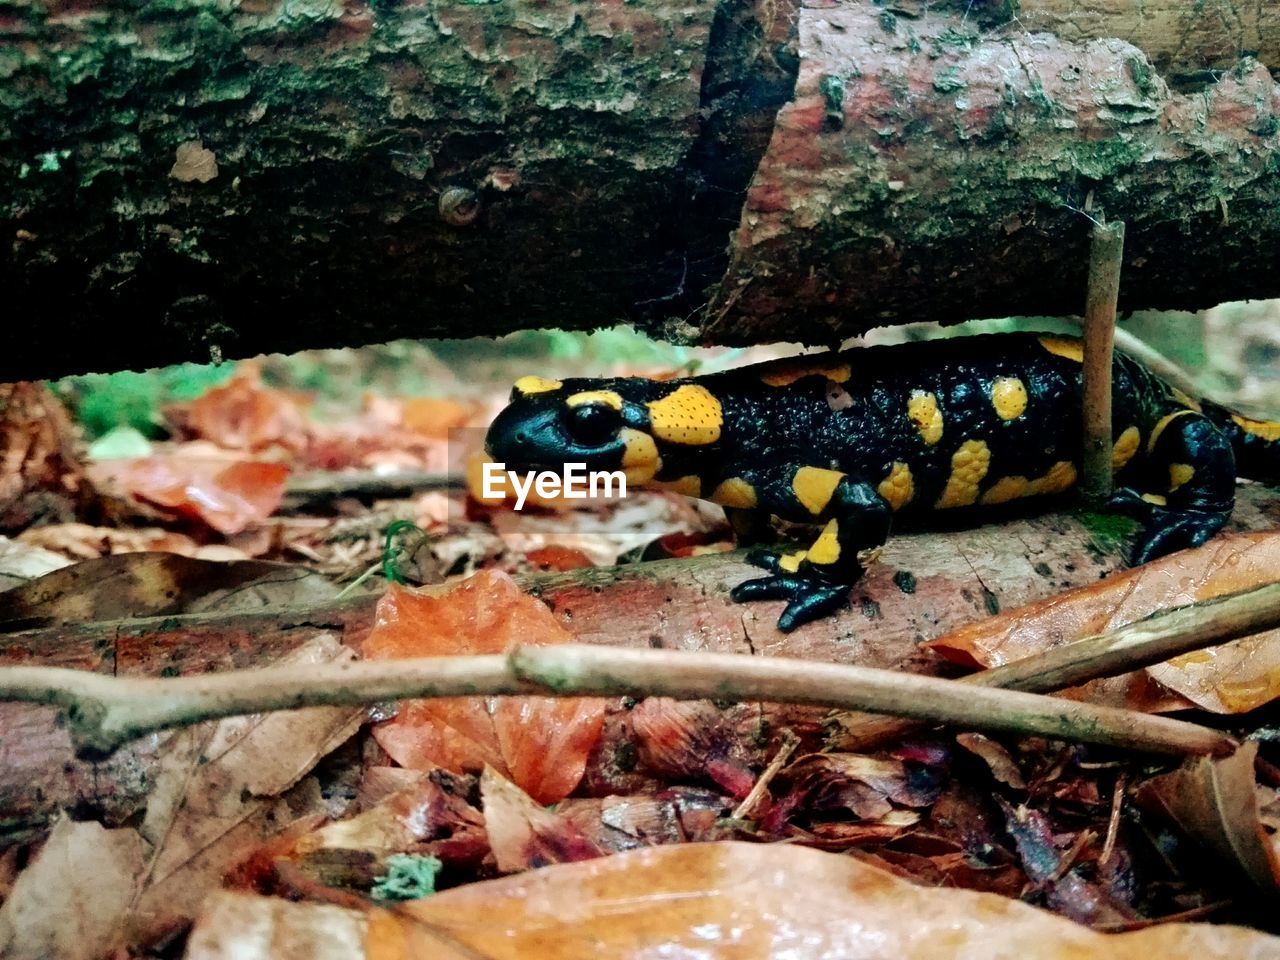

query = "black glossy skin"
(487, 332), (1280, 631)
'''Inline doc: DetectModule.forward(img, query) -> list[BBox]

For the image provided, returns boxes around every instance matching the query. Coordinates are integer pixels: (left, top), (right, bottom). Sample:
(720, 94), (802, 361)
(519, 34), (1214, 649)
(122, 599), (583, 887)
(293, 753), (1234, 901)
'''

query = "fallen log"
(4, 0), (1280, 377)
(0, 484), (1274, 840)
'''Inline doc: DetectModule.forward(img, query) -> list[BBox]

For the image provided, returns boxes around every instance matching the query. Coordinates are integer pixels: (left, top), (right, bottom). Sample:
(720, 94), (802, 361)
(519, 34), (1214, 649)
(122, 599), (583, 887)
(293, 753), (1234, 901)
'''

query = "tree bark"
(2, 0), (1279, 378)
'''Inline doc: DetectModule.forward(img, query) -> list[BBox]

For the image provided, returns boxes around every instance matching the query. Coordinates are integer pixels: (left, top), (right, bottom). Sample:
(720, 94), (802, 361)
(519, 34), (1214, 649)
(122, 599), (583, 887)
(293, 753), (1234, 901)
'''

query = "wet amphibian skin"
(486, 333), (1280, 631)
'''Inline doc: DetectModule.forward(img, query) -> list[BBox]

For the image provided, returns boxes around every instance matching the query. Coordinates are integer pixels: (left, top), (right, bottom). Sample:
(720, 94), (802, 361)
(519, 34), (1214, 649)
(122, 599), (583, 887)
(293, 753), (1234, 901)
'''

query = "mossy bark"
(2, 0), (1279, 377)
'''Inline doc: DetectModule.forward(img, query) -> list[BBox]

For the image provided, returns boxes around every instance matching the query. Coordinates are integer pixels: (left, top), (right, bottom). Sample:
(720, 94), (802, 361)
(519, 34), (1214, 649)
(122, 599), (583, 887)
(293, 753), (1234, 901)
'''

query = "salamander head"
(485, 376), (665, 484)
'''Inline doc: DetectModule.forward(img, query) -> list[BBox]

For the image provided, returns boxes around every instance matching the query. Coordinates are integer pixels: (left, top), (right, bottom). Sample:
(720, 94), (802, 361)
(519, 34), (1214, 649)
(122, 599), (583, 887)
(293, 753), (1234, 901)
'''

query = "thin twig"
(1100, 771), (1125, 868)
(282, 470), (463, 509)
(0, 644), (1234, 761)
(730, 729), (800, 821)
(831, 580), (1280, 751)
(1082, 219), (1125, 504)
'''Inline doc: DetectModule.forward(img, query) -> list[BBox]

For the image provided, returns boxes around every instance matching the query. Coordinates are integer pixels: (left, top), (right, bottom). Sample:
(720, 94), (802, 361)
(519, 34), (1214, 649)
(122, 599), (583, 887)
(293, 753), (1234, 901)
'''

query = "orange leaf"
(398, 397), (476, 438)
(362, 842), (1280, 960)
(927, 532), (1280, 713)
(363, 572), (605, 803)
(93, 456), (289, 535)
(174, 366), (309, 453)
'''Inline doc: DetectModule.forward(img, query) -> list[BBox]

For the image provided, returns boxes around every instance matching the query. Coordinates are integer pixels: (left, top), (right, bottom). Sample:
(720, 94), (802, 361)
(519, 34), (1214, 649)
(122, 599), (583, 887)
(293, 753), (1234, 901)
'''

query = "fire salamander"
(486, 333), (1280, 631)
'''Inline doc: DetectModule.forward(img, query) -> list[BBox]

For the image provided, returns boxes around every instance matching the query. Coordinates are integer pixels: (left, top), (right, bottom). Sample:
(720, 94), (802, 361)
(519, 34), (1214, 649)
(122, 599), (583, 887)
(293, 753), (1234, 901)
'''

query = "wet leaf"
(363, 572), (606, 803)
(91, 453), (290, 534)
(927, 532), (1280, 713)
(1135, 741), (1280, 895)
(956, 733), (1027, 790)
(0, 552), (337, 629)
(0, 817), (147, 960)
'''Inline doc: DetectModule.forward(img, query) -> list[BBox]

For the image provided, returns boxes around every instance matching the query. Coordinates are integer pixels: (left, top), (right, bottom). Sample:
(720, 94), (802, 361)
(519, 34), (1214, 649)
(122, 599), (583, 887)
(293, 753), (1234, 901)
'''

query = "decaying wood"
(4, 0), (1280, 378)
(706, 4), (1280, 343)
(1, 484), (1276, 840)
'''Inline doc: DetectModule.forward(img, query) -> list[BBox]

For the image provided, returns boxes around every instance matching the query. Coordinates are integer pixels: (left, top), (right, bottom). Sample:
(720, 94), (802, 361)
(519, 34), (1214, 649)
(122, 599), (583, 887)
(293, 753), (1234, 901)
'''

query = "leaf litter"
(2, 349), (1280, 956)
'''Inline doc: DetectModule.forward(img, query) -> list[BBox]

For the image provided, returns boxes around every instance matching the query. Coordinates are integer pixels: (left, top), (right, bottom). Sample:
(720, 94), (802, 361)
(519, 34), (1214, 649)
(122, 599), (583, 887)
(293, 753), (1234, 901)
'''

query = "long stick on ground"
(832, 580), (1280, 751)
(0, 643), (1234, 760)
(1082, 219), (1126, 504)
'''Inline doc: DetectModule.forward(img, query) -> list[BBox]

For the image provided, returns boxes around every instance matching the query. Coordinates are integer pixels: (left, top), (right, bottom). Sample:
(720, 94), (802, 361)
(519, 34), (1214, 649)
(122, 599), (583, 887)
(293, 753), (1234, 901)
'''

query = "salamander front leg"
(728, 469), (891, 631)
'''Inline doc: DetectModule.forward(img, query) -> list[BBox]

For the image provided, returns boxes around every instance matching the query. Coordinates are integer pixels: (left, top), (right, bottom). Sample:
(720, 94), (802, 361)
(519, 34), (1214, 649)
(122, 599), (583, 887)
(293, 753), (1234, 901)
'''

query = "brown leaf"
(1135, 741), (1280, 895)
(927, 532), (1280, 713)
(480, 767), (604, 874)
(956, 733), (1027, 790)
(128, 635), (364, 942)
(0, 382), (94, 532)
(0, 817), (147, 960)
(186, 890), (365, 960)
(0, 552), (336, 629)
(360, 842), (1279, 960)
(363, 573), (606, 804)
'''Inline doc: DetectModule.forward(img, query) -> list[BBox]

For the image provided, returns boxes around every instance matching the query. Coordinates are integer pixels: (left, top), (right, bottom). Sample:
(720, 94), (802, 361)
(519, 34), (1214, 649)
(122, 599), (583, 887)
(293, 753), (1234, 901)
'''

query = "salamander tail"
(1203, 401), (1280, 484)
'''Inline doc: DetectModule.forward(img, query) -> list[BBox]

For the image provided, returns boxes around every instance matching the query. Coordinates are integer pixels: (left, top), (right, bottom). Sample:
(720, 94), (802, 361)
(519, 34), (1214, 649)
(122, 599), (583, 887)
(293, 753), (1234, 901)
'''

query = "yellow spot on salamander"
(647, 384), (722, 445)
(1142, 492), (1168, 507)
(514, 375), (562, 395)
(1038, 335), (1084, 363)
(936, 440), (991, 509)
(760, 358), (852, 388)
(566, 390), (623, 410)
(1170, 387), (1203, 412)
(806, 520), (841, 565)
(619, 428), (661, 485)
(652, 475), (702, 498)
(1112, 426), (1140, 472)
(1232, 414), (1280, 442)
(1026, 460), (1077, 496)
(792, 466), (845, 515)
(908, 390), (944, 446)
(778, 551), (806, 573)
(876, 462), (915, 511)
(980, 475), (1029, 506)
(990, 377), (1028, 420)
(711, 477), (758, 509)
(1148, 410), (1197, 454)
(1169, 463), (1195, 492)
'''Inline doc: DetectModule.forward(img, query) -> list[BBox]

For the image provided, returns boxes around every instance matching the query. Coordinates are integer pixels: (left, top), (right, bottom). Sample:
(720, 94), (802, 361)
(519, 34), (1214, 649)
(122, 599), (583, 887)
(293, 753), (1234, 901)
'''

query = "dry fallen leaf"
(129, 634), (365, 943)
(363, 572), (606, 804)
(0, 817), (147, 960)
(927, 532), (1280, 713)
(1136, 741), (1280, 896)
(480, 767), (603, 874)
(0, 382), (94, 532)
(187, 843), (1280, 960)
(0, 552), (337, 628)
(186, 890), (366, 960)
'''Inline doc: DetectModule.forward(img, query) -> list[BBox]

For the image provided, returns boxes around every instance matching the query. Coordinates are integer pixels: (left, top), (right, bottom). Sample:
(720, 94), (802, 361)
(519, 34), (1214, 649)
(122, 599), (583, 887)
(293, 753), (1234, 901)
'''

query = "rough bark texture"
(706, 3), (1280, 342)
(2, 0), (1280, 376)
(1, 484), (1276, 840)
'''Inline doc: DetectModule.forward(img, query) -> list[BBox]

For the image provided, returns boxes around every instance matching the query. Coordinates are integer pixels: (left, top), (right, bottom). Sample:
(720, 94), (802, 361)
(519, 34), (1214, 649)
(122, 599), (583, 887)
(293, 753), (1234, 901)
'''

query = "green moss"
(1063, 138), (1144, 180)
(933, 66), (966, 94)
(879, 10), (896, 33)
(819, 74), (845, 127)
(372, 854), (442, 901)
(1075, 511), (1137, 554)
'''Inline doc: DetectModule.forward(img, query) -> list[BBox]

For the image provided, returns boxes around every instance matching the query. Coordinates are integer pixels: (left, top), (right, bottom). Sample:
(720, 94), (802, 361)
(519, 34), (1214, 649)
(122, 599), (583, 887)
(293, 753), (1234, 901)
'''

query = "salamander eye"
(565, 402), (620, 445)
